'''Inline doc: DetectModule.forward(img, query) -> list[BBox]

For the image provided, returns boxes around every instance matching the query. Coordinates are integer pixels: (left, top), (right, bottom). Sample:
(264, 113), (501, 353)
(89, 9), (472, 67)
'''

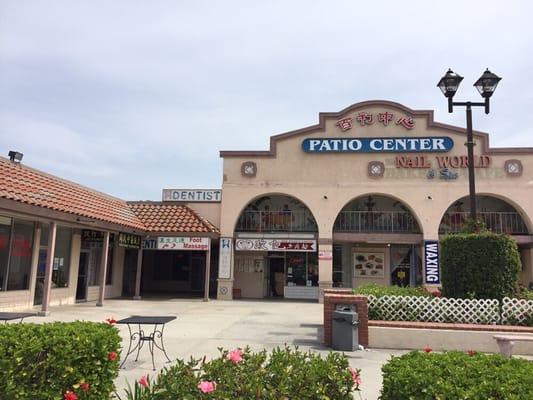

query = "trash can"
(332, 307), (359, 351)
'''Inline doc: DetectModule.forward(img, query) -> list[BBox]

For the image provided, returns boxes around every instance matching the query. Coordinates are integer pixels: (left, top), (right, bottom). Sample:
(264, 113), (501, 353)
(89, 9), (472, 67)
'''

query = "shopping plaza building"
(1, 100), (533, 311)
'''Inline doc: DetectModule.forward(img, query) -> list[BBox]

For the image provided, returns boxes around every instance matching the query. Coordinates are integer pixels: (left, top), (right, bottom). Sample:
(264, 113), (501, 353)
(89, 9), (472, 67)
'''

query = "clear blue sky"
(1, 1), (532, 200)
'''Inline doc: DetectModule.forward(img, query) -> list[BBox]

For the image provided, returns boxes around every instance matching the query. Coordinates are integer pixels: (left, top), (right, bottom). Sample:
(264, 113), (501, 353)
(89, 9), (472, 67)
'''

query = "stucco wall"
(217, 101), (533, 297)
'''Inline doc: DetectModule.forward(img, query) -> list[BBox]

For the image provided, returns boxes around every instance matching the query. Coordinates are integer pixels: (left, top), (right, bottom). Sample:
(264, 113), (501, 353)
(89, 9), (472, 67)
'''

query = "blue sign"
(302, 136), (453, 153)
(424, 241), (440, 284)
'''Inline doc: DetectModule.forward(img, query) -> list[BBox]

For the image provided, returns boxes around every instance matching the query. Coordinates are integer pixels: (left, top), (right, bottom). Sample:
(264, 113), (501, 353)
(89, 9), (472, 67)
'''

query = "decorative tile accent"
(241, 161), (257, 178)
(367, 161), (385, 178)
(504, 159), (523, 177)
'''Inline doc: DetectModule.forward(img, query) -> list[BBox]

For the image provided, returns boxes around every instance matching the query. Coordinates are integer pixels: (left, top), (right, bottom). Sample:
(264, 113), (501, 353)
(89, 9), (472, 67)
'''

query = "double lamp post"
(436, 68), (502, 220)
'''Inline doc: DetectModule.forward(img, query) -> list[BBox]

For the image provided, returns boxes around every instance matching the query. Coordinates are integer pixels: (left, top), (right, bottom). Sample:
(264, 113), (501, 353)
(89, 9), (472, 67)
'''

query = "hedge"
(353, 283), (434, 298)
(0, 321), (121, 399)
(441, 232), (521, 300)
(381, 350), (533, 400)
(118, 347), (360, 399)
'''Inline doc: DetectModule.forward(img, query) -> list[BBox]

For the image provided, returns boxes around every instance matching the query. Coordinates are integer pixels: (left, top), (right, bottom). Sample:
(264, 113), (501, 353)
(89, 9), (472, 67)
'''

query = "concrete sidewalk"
(35, 298), (407, 399)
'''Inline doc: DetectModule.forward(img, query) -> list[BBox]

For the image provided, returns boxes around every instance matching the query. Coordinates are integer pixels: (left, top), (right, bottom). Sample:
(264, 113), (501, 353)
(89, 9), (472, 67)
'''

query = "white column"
(203, 239), (211, 302)
(318, 240), (333, 303)
(217, 237), (233, 300)
(96, 232), (110, 307)
(40, 222), (57, 315)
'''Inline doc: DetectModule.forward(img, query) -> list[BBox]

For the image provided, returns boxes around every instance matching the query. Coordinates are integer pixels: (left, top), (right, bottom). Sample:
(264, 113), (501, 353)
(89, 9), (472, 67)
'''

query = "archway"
(332, 194), (423, 289)
(235, 194), (318, 233)
(233, 194), (319, 300)
(439, 195), (529, 235)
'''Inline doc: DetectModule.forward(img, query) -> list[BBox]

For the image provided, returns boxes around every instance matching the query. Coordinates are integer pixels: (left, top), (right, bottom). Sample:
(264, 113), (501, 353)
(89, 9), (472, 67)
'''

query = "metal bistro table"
(0, 312), (36, 324)
(117, 316), (176, 371)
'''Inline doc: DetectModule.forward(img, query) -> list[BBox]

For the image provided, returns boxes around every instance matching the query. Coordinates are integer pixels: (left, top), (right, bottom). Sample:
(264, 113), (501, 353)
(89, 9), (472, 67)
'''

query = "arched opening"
(235, 194), (318, 233)
(233, 194), (319, 300)
(333, 194), (421, 233)
(332, 194), (423, 289)
(439, 195), (529, 235)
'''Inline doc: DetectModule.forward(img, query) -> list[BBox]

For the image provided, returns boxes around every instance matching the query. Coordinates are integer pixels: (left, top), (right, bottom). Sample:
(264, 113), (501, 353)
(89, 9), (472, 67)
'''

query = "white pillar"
(318, 240), (333, 303)
(203, 239), (211, 302)
(217, 237), (233, 300)
(96, 232), (110, 307)
(40, 222), (57, 315)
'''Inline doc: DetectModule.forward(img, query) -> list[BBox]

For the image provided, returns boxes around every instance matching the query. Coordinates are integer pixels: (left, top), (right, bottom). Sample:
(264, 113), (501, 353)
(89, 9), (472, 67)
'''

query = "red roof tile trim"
(0, 157), (145, 230)
(128, 202), (219, 233)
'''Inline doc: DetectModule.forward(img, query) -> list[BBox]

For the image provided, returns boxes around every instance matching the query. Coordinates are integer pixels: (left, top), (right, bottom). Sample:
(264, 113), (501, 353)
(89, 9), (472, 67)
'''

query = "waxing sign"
(302, 137), (453, 153)
(235, 239), (316, 252)
(424, 241), (440, 284)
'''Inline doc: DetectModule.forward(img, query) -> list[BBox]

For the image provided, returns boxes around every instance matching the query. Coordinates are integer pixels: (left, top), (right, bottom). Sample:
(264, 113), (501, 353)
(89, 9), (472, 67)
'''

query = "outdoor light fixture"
(8, 151), (23, 163)
(437, 68), (502, 219)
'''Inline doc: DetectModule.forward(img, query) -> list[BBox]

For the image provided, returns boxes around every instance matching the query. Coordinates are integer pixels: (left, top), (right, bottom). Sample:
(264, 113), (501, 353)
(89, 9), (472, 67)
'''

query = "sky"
(1, 1), (532, 200)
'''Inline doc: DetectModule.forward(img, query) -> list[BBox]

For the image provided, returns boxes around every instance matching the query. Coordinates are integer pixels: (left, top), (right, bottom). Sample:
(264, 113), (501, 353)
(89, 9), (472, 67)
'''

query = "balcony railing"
(439, 212), (529, 234)
(333, 211), (420, 233)
(235, 211), (318, 232)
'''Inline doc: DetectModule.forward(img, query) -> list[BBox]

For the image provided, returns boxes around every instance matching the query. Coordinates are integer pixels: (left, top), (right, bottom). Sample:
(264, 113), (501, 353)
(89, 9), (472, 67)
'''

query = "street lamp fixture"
(437, 68), (502, 220)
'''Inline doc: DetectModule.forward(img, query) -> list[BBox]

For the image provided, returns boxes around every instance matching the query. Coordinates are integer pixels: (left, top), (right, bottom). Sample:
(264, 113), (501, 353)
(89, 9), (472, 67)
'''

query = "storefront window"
(106, 246), (114, 285)
(7, 219), (34, 290)
(332, 246), (343, 287)
(152, 251), (191, 281)
(0, 216), (12, 291)
(40, 226), (72, 288)
(283, 252), (319, 287)
(84, 234), (114, 287)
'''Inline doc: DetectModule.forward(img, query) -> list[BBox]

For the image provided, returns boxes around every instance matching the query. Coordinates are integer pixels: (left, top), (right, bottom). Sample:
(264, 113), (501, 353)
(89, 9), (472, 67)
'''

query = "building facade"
(1, 100), (532, 310)
(216, 100), (533, 301)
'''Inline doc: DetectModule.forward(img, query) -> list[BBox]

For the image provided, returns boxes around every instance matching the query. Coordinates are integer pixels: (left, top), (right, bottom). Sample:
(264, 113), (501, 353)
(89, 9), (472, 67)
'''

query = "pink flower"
(80, 382), (90, 393)
(423, 346), (432, 353)
(198, 380), (216, 393)
(467, 350), (477, 357)
(64, 391), (78, 400)
(138, 375), (149, 388)
(227, 348), (244, 364)
(105, 317), (117, 325)
(348, 366), (361, 386)
(108, 351), (118, 361)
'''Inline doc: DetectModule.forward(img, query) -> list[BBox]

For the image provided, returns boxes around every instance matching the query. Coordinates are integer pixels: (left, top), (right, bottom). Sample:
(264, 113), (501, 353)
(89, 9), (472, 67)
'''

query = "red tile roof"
(0, 157), (145, 230)
(0, 158), (219, 234)
(128, 202), (219, 233)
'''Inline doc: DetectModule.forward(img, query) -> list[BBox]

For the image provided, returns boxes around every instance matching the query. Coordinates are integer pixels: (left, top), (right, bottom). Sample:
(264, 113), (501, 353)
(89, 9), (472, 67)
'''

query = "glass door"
(76, 251), (89, 301)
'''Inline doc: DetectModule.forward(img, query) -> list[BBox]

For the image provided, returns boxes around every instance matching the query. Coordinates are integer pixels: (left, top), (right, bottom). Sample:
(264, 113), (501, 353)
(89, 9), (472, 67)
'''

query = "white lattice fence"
(501, 297), (533, 325)
(367, 295), (501, 324)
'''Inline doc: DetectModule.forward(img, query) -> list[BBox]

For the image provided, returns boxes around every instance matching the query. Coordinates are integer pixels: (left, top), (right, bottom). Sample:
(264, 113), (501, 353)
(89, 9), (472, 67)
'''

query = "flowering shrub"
(0, 321), (120, 399)
(118, 346), (360, 399)
(381, 350), (533, 399)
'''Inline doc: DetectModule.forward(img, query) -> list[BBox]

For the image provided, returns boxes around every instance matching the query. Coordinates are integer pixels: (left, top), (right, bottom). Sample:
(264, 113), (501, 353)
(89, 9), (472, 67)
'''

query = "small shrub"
(441, 232), (521, 300)
(0, 321), (121, 399)
(381, 350), (533, 400)
(353, 283), (433, 298)
(118, 347), (360, 399)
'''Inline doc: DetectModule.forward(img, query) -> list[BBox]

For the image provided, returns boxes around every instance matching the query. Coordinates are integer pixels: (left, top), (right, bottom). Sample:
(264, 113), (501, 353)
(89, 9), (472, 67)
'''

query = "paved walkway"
(36, 298), (407, 399)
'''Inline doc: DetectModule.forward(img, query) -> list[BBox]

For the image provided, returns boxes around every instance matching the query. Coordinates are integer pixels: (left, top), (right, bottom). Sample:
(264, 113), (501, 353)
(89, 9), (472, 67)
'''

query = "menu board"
(353, 252), (385, 278)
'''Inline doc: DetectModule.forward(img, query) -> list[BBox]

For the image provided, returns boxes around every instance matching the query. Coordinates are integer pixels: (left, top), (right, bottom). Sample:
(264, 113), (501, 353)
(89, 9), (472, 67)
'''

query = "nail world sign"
(235, 239), (316, 252)
(157, 237), (210, 251)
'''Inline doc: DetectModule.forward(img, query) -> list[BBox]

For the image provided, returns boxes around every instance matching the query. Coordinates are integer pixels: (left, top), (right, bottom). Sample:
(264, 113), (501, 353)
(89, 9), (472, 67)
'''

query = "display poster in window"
(353, 252), (385, 278)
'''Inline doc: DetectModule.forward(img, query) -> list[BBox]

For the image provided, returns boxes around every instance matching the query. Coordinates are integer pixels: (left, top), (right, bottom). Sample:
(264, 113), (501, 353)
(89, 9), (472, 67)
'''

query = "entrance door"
(121, 249), (138, 297)
(190, 253), (205, 291)
(390, 245), (413, 287)
(268, 257), (285, 297)
(76, 251), (89, 302)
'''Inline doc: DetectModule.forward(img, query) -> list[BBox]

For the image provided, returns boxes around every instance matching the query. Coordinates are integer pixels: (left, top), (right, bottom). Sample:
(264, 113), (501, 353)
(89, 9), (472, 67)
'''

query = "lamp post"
(437, 68), (502, 220)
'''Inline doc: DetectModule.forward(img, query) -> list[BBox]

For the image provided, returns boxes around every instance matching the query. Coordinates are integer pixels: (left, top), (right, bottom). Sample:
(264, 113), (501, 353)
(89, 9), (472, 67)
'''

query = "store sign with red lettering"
(235, 239), (316, 252)
(157, 236), (210, 251)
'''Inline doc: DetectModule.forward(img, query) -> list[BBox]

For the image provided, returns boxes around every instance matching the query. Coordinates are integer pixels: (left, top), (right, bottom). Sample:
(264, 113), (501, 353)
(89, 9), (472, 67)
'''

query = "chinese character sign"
(157, 237), (210, 251)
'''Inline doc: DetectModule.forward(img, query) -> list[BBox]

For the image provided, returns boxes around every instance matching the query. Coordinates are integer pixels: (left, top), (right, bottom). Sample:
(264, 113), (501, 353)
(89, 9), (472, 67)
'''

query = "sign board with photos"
(353, 251), (385, 278)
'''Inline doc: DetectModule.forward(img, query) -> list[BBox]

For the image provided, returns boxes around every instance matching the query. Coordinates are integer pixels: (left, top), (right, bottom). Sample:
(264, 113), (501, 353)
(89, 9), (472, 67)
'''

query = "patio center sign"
(302, 137), (453, 153)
